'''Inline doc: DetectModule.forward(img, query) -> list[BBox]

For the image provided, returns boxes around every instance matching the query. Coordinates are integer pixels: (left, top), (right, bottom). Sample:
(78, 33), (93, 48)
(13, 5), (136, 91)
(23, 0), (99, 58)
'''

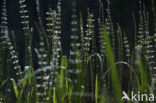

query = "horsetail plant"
(46, 2), (62, 100)
(123, 33), (131, 63)
(51, 0), (62, 68)
(99, 18), (106, 64)
(150, 0), (156, 80)
(0, 0), (7, 50)
(0, 0), (156, 103)
(0, 1), (11, 102)
(19, 0), (30, 32)
(34, 8), (53, 102)
(80, 11), (93, 102)
(139, 4), (156, 89)
(105, 0), (115, 52)
(51, 24), (62, 69)
(137, 1), (144, 44)
(99, 18), (108, 92)
(83, 10), (94, 99)
(68, 0), (81, 87)
(80, 13), (85, 61)
(143, 7), (154, 79)
(117, 24), (123, 62)
(142, 2), (156, 91)
(0, 0), (8, 82)
(19, 0), (32, 66)
(90, 13), (96, 55)
(49, 11), (62, 89)
(82, 10), (92, 63)
(152, 0), (156, 82)
(36, 0), (41, 20)
(50, 24), (62, 72)
(87, 12), (100, 100)
(46, 8), (54, 41)
(35, 32), (49, 103)
(6, 31), (22, 82)
(55, 0), (62, 39)
(116, 24), (123, 80)
(46, 8), (55, 64)
(48, 21), (62, 103)
(103, 0), (116, 98)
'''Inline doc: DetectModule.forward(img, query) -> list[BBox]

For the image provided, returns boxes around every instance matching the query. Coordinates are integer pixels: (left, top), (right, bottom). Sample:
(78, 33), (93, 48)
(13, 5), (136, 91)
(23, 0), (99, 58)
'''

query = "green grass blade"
(95, 75), (98, 103)
(10, 78), (18, 98)
(103, 25), (122, 103)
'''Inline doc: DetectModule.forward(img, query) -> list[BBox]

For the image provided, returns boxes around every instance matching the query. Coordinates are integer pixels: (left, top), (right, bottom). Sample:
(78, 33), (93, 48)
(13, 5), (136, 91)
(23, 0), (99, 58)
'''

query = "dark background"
(0, 0), (155, 69)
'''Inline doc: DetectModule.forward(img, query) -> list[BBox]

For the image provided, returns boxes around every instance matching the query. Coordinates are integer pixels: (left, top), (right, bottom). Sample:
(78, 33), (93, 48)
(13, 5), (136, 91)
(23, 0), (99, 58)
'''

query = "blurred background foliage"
(0, 0), (155, 69)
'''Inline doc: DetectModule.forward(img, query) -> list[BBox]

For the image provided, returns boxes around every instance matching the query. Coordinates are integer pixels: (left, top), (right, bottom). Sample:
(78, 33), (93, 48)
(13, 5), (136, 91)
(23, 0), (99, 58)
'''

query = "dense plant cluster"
(0, 0), (156, 103)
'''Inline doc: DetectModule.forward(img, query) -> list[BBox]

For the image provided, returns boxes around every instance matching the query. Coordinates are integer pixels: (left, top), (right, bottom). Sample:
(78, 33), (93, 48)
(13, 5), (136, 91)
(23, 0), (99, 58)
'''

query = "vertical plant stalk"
(80, 10), (92, 102)
(143, 7), (153, 80)
(36, 0), (41, 20)
(46, 8), (54, 64)
(80, 13), (85, 62)
(123, 33), (131, 63)
(104, 0), (115, 98)
(68, 0), (81, 88)
(151, 0), (156, 32)
(35, 34), (49, 103)
(0, 1), (22, 99)
(6, 31), (22, 82)
(132, 13), (137, 47)
(105, 0), (115, 52)
(137, 1), (144, 44)
(117, 24), (123, 80)
(99, 18), (107, 88)
(123, 32), (132, 91)
(142, 5), (156, 91)
(51, 26), (62, 69)
(19, 0), (32, 66)
(0, 0), (8, 82)
(88, 12), (99, 102)
(49, 11), (62, 97)
(52, 0), (62, 68)
(151, 0), (156, 84)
